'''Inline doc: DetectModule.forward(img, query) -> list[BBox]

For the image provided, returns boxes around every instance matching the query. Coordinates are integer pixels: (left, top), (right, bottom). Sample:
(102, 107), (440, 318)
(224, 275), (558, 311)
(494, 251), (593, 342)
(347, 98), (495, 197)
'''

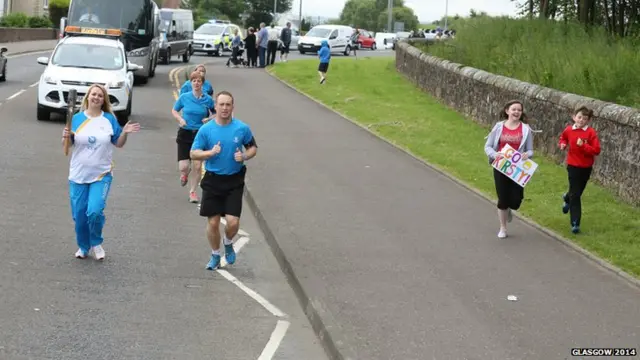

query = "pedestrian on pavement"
(180, 64), (214, 96)
(62, 84), (140, 260)
(484, 100), (534, 238)
(172, 71), (216, 203)
(267, 24), (279, 65)
(226, 28), (242, 68)
(190, 91), (258, 270)
(558, 106), (601, 234)
(257, 22), (269, 68)
(279, 22), (292, 62)
(350, 28), (360, 57)
(244, 27), (257, 67)
(318, 39), (331, 84)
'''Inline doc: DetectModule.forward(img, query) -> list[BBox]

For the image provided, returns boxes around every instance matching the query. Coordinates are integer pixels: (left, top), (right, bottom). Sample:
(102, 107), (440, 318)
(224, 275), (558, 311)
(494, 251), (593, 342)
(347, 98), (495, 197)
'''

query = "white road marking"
(7, 89), (25, 100)
(217, 269), (286, 317)
(29, 82), (38, 87)
(258, 320), (291, 360)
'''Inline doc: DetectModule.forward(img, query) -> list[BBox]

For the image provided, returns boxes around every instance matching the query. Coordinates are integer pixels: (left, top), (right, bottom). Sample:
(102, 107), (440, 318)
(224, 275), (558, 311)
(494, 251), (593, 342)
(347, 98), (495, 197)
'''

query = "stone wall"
(0, 28), (58, 42)
(395, 41), (640, 206)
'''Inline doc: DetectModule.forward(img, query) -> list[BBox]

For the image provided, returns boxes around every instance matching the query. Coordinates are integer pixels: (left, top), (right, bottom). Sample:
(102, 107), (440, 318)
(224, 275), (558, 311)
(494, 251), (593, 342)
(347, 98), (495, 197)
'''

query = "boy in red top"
(558, 106), (601, 234)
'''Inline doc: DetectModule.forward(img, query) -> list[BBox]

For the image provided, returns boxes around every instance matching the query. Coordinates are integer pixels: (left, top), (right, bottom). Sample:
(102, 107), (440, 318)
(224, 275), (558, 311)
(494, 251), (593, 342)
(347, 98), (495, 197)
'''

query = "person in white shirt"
(62, 84), (140, 260)
(267, 24), (280, 65)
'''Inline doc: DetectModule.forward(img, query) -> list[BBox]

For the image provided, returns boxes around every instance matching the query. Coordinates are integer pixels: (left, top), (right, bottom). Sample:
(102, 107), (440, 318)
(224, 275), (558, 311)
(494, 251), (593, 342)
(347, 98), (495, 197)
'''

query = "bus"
(62, 0), (160, 84)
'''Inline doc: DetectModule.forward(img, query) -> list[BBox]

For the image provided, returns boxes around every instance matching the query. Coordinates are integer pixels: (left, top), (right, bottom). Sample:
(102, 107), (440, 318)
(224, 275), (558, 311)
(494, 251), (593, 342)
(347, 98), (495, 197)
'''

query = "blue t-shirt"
(180, 79), (214, 96)
(173, 92), (215, 130)
(258, 27), (269, 48)
(191, 118), (255, 175)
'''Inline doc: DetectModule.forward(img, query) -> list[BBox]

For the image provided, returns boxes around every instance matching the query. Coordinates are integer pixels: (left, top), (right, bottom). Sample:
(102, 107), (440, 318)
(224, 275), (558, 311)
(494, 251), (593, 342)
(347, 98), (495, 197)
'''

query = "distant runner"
(190, 91), (258, 270)
(63, 84), (140, 260)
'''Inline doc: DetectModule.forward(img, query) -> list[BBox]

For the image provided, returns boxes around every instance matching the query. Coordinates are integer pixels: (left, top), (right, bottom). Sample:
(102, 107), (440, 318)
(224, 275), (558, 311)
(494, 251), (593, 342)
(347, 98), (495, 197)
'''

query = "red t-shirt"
(558, 125), (601, 168)
(498, 123), (523, 152)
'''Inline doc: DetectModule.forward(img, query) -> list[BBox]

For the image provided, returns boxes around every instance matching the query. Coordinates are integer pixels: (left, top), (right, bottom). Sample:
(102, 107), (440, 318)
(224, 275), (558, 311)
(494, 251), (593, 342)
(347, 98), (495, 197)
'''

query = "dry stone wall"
(395, 41), (640, 206)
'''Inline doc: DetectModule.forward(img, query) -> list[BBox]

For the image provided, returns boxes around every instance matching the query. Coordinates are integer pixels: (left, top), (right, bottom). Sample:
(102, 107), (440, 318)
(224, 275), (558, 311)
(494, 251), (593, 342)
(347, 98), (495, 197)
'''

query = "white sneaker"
(91, 245), (105, 260)
(75, 248), (87, 259)
(497, 229), (507, 238)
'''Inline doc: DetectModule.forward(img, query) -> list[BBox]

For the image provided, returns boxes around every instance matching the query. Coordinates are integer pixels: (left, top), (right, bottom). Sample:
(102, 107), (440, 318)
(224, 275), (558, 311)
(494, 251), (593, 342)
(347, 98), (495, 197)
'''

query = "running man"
(190, 91), (258, 270)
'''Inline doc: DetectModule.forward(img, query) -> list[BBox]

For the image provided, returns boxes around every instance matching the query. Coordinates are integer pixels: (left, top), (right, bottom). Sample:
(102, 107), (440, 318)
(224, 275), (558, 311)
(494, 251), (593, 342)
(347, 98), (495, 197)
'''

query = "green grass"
(269, 57), (640, 279)
(421, 17), (640, 108)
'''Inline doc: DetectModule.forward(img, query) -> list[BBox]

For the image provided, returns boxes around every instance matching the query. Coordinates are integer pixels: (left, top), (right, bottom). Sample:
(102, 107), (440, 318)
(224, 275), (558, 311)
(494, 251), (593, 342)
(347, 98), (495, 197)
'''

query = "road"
(190, 53), (640, 359)
(0, 51), (326, 359)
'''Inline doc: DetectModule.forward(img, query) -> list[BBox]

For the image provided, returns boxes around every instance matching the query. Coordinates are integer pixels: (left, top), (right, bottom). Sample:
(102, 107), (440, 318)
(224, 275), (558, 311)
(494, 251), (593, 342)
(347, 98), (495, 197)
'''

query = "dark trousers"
(258, 46), (266, 67)
(564, 165), (592, 226)
(267, 40), (278, 65)
(493, 169), (524, 210)
(247, 47), (257, 67)
(226, 46), (240, 66)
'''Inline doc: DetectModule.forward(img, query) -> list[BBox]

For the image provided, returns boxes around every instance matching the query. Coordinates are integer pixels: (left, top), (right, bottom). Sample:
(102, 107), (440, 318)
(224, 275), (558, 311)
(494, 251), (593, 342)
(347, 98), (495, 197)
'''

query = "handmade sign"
(491, 144), (538, 187)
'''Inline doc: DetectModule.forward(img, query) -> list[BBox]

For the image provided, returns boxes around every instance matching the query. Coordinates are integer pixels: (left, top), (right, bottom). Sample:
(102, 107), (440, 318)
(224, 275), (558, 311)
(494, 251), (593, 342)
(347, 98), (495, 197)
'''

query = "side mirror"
(37, 56), (49, 65)
(0, 47), (7, 54)
(127, 63), (142, 71)
(329, 35), (337, 40)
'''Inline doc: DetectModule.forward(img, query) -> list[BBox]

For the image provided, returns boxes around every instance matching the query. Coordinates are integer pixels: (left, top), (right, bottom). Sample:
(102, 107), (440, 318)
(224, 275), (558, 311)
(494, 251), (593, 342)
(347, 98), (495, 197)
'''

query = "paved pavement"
(0, 39), (58, 56)
(201, 57), (640, 359)
(0, 52), (326, 359)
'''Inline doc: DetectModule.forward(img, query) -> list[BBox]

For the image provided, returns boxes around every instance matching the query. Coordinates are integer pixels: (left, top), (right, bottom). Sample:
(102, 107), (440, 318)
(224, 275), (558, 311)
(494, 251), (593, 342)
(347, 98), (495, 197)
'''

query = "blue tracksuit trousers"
(69, 173), (112, 253)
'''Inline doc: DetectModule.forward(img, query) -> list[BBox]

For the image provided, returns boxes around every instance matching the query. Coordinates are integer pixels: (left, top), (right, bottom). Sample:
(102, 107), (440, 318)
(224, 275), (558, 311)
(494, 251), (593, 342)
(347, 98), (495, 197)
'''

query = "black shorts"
(318, 62), (329, 73)
(199, 166), (246, 218)
(281, 43), (290, 53)
(176, 128), (198, 162)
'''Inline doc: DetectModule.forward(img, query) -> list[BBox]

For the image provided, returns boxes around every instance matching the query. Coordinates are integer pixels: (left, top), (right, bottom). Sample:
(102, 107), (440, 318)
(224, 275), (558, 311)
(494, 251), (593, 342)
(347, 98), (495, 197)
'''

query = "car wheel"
(0, 63), (6, 82)
(37, 105), (50, 121)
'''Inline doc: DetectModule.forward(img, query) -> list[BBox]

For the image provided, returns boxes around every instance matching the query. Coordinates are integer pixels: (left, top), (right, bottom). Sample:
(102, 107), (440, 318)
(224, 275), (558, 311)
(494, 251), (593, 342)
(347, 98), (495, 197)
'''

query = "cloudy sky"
(287, 0), (520, 23)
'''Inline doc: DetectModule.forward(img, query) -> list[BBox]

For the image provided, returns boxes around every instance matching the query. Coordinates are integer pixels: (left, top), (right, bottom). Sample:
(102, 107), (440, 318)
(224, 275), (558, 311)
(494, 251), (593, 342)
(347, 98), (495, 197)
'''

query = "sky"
(285, 0), (520, 23)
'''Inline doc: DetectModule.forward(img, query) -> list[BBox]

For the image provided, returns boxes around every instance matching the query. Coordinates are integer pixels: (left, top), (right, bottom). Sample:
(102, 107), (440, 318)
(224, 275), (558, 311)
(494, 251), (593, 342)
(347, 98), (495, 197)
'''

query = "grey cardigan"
(484, 121), (534, 162)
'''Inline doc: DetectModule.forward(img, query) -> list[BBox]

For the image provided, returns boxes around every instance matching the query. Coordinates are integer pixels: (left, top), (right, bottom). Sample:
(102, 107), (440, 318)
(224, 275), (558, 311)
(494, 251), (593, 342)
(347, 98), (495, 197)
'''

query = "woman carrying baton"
(62, 84), (140, 260)
(172, 71), (215, 203)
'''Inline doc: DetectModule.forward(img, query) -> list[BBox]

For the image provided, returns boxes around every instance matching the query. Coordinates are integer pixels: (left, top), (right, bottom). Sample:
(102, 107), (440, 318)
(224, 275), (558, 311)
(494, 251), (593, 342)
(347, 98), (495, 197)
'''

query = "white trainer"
(497, 229), (508, 238)
(91, 245), (105, 260)
(75, 248), (87, 259)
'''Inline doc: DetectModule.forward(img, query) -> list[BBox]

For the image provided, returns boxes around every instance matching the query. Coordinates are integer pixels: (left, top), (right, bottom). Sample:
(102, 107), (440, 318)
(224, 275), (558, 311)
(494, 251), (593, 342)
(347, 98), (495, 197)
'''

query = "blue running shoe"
(562, 194), (570, 214)
(206, 254), (221, 270)
(225, 244), (236, 265)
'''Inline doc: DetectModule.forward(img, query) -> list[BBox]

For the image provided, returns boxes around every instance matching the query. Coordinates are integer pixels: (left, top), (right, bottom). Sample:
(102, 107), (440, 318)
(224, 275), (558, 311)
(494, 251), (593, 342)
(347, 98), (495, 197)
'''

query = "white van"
(297, 25), (354, 56)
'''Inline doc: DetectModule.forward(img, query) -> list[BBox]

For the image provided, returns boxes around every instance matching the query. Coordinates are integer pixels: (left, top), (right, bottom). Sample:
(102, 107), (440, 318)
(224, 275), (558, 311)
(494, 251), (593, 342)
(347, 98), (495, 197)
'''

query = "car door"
(362, 31), (374, 48)
(328, 29), (339, 52)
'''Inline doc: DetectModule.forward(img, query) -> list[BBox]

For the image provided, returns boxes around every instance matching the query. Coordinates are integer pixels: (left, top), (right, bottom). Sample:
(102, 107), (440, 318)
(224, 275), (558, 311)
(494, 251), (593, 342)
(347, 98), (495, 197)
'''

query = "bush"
(422, 17), (640, 108)
(28, 15), (53, 28)
(48, 0), (70, 29)
(0, 12), (30, 27)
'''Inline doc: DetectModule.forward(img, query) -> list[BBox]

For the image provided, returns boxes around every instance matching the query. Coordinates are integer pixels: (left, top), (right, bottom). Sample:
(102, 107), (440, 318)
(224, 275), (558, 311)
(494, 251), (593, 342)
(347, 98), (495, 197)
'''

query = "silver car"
(273, 26), (299, 50)
(0, 47), (6, 82)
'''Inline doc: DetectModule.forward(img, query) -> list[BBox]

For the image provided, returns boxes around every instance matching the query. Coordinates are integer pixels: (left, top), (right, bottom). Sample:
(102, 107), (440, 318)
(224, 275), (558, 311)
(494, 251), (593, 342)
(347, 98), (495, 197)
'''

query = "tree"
(377, 6), (419, 31)
(339, 0), (380, 30)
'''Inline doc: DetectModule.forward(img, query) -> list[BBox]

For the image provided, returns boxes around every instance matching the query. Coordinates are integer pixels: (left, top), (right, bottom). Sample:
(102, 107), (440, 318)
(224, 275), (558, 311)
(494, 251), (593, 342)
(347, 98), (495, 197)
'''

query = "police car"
(192, 21), (243, 56)
(36, 26), (141, 123)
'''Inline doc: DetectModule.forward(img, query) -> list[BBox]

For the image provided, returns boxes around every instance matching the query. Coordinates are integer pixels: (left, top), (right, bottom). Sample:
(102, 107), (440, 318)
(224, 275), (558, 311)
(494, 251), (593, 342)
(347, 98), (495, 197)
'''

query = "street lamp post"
(274, 0), (277, 23)
(298, 0), (302, 28)
(444, 0), (449, 30)
(387, 0), (392, 32)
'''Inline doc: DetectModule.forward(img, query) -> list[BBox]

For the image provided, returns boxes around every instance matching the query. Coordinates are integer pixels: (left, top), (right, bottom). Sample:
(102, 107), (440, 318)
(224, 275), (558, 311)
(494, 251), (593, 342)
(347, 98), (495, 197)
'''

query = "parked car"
(0, 47), (7, 82)
(353, 29), (377, 50)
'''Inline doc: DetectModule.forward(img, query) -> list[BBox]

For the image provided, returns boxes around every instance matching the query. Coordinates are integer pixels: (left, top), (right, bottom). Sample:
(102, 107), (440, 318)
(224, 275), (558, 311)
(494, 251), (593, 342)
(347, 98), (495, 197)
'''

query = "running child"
(558, 106), (601, 234)
(318, 40), (331, 84)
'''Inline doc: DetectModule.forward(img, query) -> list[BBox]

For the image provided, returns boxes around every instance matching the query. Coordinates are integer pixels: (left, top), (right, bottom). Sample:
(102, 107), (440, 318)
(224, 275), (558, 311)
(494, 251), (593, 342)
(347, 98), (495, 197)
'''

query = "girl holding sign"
(484, 100), (534, 238)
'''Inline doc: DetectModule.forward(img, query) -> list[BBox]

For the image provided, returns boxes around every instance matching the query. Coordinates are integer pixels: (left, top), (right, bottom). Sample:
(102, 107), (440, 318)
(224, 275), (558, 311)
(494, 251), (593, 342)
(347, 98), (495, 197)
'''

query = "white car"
(297, 25), (354, 55)
(36, 35), (141, 123)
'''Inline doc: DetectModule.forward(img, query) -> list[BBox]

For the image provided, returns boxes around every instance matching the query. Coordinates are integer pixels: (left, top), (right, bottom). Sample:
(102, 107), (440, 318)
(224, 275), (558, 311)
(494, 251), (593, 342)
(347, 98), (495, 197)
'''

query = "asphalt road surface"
(184, 52), (640, 359)
(0, 51), (326, 360)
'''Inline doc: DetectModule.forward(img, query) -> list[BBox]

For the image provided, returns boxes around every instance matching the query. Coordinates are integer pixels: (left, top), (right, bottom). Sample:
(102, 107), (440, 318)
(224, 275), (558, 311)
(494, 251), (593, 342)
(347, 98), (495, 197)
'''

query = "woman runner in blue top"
(180, 64), (214, 96)
(62, 84), (140, 260)
(172, 71), (216, 203)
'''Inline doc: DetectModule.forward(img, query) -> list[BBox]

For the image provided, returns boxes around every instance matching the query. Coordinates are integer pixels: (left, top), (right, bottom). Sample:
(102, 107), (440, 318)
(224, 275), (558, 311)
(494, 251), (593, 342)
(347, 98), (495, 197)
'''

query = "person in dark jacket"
(317, 39), (331, 84)
(280, 22), (292, 62)
(244, 27), (257, 67)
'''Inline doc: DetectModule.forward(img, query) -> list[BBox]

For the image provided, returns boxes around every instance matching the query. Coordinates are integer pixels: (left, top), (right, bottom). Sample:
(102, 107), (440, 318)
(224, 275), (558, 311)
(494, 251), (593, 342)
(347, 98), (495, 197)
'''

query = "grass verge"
(269, 56), (640, 279)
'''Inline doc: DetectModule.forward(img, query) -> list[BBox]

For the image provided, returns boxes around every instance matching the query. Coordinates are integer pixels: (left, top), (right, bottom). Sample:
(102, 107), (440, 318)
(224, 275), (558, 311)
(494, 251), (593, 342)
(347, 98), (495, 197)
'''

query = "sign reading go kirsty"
(492, 144), (539, 187)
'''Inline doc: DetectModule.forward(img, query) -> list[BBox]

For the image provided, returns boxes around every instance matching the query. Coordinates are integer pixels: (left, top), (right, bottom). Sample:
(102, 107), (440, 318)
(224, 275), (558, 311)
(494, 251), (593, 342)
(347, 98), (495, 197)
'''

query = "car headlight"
(43, 75), (57, 85)
(109, 81), (125, 89)
(128, 48), (149, 57)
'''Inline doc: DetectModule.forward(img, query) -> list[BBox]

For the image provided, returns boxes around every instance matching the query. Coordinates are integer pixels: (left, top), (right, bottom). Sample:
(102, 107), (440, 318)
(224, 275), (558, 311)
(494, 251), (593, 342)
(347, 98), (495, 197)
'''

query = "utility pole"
(387, 0), (392, 32)
(444, 0), (449, 30)
(298, 0), (302, 29)
(274, 0), (277, 22)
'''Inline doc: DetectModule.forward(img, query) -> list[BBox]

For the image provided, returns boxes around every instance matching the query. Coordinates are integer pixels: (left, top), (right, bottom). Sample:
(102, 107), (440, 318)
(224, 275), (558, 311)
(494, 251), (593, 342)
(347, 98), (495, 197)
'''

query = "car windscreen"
(195, 24), (225, 35)
(52, 43), (124, 70)
(306, 28), (331, 38)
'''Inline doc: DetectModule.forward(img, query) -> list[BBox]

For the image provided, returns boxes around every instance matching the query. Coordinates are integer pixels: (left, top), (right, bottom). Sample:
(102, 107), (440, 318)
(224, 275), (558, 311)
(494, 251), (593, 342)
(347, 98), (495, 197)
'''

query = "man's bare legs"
(205, 214), (239, 269)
